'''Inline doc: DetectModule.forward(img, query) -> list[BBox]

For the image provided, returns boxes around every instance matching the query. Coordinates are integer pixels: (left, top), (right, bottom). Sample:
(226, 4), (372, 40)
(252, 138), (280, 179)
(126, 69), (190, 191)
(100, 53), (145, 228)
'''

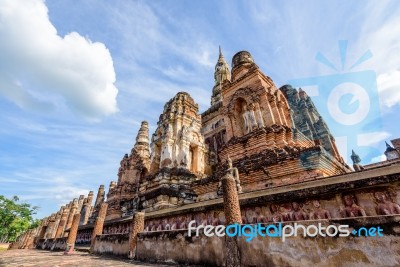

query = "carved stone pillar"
(52, 209), (63, 238)
(79, 204), (90, 225)
(77, 195), (85, 211)
(20, 230), (31, 249)
(128, 212), (145, 259)
(64, 213), (80, 255)
(36, 217), (48, 240)
(44, 214), (56, 239)
(94, 185), (105, 208)
(18, 232), (24, 248)
(24, 228), (38, 249)
(80, 191), (93, 226)
(222, 171), (242, 267)
(55, 207), (70, 238)
(222, 172), (242, 225)
(65, 199), (78, 232)
(38, 225), (47, 240)
(90, 203), (108, 252)
(18, 234), (26, 248)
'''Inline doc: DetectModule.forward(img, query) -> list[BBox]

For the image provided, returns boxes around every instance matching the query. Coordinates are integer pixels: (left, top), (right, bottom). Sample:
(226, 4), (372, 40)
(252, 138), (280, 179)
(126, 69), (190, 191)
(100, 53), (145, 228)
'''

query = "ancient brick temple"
(13, 49), (400, 267)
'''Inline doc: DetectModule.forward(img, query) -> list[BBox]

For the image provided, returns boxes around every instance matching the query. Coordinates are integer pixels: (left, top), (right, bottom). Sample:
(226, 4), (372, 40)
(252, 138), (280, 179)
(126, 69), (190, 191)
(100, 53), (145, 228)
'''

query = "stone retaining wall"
(136, 216), (400, 266)
(137, 229), (225, 266)
(92, 233), (130, 257)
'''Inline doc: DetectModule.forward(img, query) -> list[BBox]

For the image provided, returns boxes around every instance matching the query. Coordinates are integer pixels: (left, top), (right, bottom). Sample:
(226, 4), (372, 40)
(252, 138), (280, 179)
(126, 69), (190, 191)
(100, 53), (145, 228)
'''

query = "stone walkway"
(0, 249), (175, 267)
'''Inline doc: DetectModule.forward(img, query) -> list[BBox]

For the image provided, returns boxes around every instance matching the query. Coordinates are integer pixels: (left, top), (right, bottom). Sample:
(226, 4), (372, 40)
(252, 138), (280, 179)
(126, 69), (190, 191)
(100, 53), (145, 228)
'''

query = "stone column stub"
(222, 172), (242, 225)
(128, 212), (145, 259)
(64, 213), (81, 255)
(221, 171), (242, 267)
(90, 203), (108, 253)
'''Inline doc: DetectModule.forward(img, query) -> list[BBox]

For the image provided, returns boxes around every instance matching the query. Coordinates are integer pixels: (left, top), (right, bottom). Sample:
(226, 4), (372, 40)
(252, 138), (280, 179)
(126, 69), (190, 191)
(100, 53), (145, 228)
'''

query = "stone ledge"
(145, 163), (400, 219)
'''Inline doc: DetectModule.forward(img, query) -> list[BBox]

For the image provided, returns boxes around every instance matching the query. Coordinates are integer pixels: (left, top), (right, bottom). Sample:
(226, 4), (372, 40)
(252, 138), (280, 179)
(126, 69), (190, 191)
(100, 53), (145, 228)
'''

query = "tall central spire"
(211, 46), (231, 106)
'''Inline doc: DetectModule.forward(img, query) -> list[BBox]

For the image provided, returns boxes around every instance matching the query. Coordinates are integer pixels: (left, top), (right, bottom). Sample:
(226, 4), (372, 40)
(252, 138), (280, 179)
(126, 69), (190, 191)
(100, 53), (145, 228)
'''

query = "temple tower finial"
(211, 46), (231, 106)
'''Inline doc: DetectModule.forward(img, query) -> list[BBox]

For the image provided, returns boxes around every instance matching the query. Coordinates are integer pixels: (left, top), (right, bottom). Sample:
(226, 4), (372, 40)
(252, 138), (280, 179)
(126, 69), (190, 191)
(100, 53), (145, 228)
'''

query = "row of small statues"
(103, 224), (130, 235)
(144, 191), (400, 231)
(75, 230), (92, 244)
(244, 193), (400, 222)
(145, 216), (194, 232)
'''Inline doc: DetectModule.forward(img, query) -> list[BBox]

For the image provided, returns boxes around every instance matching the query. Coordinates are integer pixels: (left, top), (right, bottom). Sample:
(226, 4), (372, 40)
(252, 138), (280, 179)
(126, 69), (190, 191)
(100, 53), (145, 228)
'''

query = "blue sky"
(0, 0), (399, 219)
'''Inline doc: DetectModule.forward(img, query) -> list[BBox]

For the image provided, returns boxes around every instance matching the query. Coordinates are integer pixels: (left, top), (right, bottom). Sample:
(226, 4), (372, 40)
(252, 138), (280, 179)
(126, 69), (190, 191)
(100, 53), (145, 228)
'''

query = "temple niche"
(222, 51), (292, 141)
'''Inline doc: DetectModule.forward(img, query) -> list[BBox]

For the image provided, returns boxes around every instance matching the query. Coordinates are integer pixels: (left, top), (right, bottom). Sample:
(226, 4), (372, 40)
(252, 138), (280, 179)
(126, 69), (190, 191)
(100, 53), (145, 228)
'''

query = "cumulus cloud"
(356, 2), (400, 110)
(357, 131), (391, 148)
(0, 0), (118, 119)
(370, 154), (386, 164)
(377, 70), (400, 109)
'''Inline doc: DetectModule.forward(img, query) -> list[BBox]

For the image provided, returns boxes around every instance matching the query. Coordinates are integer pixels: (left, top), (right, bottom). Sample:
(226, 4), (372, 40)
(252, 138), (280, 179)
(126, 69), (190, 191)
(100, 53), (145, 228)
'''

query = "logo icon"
(288, 40), (383, 163)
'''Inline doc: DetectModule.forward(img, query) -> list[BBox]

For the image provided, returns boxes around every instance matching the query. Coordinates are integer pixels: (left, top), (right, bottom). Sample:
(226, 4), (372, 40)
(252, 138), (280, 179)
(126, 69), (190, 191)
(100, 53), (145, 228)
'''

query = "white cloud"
(357, 131), (391, 148)
(355, 2), (400, 109)
(0, 0), (118, 120)
(28, 183), (89, 204)
(162, 66), (191, 80)
(370, 154), (386, 164)
(377, 70), (400, 109)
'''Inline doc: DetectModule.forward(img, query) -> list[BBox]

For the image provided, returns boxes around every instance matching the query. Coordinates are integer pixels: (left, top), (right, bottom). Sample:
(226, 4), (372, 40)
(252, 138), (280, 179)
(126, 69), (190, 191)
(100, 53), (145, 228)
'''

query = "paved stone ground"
(0, 249), (176, 267)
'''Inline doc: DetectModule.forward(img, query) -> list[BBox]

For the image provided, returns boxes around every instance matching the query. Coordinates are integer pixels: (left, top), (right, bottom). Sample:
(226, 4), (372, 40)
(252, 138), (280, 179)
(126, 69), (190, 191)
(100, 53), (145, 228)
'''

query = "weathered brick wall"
(137, 216), (400, 267)
(141, 165), (400, 241)
(91, 233), (130, 257)
(35, 237), (67, 251)
(137, 230), (225, 266)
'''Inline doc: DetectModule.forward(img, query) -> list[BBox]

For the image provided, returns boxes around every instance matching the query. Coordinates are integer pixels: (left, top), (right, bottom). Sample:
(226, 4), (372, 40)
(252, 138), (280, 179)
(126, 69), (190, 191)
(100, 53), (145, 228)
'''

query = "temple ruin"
(11, 49), (400, 267)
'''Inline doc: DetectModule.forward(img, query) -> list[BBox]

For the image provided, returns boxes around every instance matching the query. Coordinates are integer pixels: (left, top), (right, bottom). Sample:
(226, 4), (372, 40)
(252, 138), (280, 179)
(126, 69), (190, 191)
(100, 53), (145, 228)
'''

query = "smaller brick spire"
(133, 121), (150, 159)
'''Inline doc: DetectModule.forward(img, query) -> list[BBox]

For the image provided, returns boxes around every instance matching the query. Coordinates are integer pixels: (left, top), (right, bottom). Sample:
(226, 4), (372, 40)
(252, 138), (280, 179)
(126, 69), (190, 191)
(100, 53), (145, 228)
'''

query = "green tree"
(0, 195), (39, 242)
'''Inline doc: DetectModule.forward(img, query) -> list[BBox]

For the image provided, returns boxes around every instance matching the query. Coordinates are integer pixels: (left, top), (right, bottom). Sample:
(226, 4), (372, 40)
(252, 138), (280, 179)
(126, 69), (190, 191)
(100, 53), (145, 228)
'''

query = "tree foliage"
(0, 195), (39, 242)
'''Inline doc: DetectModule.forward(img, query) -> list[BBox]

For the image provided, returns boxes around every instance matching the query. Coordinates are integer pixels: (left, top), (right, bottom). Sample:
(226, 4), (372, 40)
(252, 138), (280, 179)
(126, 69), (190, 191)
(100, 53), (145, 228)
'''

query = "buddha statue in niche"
(310, 200), (331, 219)
(340, 194), (367, 218)
(374, 191), (400, 215)
(241, 103), (257, 135)
(290, 202), (309, 221)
